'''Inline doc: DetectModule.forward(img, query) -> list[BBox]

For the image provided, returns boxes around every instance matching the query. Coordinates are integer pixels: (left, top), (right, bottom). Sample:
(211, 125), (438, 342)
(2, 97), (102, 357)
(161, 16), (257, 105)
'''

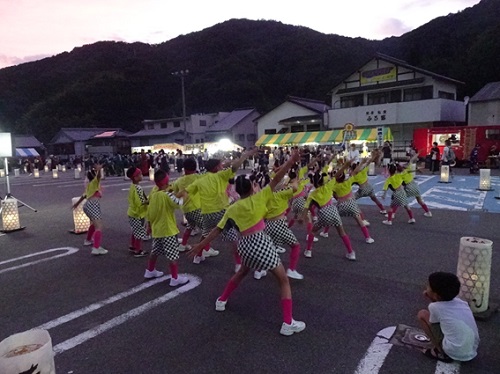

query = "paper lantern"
(457, 237), (493, 314)
(149, 168), (154, 181)
(1, 197), (21, 231)
(44, 165), (49, 172)
(77, 164), (82, 172)
(57, 165), (62, 171)
(52, 169), (58, 179)
(368, 162), (375, 176)
(34, 169), (40, 178)
(0, 169), (5, 177)
(71, 197), (90, 233)
(478, 169), (492, 191)
(100, 168), (105, 180)
(14, 169), (20, 177)
(62, 165), (66, 172)
(74, 169), (81, 179)
(439, 165), (450, 183)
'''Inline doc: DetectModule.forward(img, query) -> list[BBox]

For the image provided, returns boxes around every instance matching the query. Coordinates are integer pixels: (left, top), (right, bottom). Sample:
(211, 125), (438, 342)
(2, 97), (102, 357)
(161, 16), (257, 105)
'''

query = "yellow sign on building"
(360, 66), (396, 84)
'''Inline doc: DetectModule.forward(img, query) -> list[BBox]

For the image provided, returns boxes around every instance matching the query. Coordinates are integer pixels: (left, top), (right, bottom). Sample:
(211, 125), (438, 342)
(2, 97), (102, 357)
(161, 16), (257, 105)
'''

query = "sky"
(0, 0), (481, 69)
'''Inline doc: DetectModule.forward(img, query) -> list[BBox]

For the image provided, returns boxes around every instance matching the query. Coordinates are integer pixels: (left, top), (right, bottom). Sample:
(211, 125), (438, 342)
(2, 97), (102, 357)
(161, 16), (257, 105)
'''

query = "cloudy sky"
(0, 0), (481, 69)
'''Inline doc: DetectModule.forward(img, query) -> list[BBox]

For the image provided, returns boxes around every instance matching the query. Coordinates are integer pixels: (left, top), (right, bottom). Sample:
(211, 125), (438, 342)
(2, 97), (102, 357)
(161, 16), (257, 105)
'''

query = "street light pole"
(172, 70), (189, 145)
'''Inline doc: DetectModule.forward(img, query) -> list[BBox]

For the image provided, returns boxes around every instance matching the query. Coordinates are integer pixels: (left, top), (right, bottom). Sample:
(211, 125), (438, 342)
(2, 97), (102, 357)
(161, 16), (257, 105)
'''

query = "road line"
(434, 361), (461, 374)
(354, 326), (395, 374)
(51, 274), (201, 355)
(0, 247), (79, 275)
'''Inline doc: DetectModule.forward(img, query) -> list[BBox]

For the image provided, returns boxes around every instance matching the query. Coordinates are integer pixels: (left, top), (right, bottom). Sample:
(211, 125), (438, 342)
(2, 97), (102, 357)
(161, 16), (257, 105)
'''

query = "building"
(13, 135), (44, 158)
(86, 130), (132, 155)
(327, 53), (466, 146)
(468, 81), (500, 126)
(205, 108), (259, 149)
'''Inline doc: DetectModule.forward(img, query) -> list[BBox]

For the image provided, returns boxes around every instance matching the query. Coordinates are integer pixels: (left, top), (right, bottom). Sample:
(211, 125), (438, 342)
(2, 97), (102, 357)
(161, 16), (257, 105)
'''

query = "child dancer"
(399, 154), (432, 218)
(126, 167), (149, 257)
(351, 151), (386, 214)
(72, 164), (107, 255)
(189, 151), (305, 336)
(381, 163), (414, 225)
(302, 161), (356, 260)
(171, 158), (203, 252)
(143, 169), (189, 286)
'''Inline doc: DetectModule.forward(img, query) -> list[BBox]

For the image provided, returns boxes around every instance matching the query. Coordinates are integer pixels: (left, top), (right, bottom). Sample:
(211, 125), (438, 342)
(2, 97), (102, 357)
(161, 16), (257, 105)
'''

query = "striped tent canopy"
(255, 128), (393, 146)
(15, 148), (40, 157)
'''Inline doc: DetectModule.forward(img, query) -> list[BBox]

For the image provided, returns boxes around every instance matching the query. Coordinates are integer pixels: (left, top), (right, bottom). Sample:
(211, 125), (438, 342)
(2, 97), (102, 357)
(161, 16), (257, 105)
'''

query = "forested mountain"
(0, 0), (499, 143)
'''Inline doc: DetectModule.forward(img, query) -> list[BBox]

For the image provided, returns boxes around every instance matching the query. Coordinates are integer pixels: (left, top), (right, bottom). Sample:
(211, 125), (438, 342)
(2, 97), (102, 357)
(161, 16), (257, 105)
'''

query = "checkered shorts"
(337, 198), (361, 217)
(185, 209), (203, 230)
(291, 196), (306, 215)
(391, 188), (409, 207)
(355, 183), (375, 199)
(404, 181), (421, 198)
(83, 199), (101, 221)
(128, 216), (148, 240)
(238, 231), (281, 271)
(314, 203), (343, 230)
(201, 210), (238, 242)
(152, 235), (179, 261)
(265, 218), (298, 247)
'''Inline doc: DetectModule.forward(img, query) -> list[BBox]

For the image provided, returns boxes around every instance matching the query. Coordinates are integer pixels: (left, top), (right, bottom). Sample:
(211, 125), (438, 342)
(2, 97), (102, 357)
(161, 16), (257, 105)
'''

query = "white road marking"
(354, 326), (460, 374)
(0, 247), (79, 275)
(49, 274), (201, 355)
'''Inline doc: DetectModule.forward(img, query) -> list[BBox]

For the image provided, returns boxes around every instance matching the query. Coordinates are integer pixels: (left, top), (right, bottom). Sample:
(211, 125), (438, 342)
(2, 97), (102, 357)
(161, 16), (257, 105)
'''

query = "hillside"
(0, 0), (499, 143)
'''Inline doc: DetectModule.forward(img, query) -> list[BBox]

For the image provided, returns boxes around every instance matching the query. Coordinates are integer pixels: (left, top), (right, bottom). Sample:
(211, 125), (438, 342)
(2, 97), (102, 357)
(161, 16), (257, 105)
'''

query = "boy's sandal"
(422, 347), (453, 363)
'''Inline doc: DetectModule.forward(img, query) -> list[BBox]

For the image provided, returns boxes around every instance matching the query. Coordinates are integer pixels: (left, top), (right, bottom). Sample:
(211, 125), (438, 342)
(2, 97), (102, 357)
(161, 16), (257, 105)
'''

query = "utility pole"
(172, 70), (189, 144)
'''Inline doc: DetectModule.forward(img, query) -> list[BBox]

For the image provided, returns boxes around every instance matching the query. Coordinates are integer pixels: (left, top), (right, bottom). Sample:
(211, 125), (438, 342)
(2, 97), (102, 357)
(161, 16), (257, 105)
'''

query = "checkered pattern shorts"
(83, 199), (101, 221)
(355, 183), (375, 199)
(291, 196), (306, 215)
(337, 198), (361, 217)
(238, 231), (281, 271)
(185, 209), (203, 230)
(201, 210), (238, 242)
(404, 181), (421, 198)
(152, 235), (180, 261)
(128, 216), (148, 240)
(314, 204), (343, 230)
(391, 188), (409, 207)
(265, 218), (298, 247)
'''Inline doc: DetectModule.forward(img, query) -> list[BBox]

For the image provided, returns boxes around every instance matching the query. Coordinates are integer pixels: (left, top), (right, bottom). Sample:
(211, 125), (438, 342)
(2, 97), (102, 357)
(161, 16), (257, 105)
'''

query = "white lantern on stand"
(0, 169), (5, 177)
(477, 169), (493, 191)
(44, 165), (49, 172)
(62, 165), (66, 172)
(100, 168), (105, 180)
(70, 197), (90, 234)
(34, 169), (40, 178)
(439, 165), (450, 183)
(52, 169), (58, 179)
(14, 169), (20, 177)
(1, 197), (21, 232)
(77, 164), (82, 172)
(368, 162), (376, 176)
(149, 168), (155, 181)
(74, 169), (81, 179)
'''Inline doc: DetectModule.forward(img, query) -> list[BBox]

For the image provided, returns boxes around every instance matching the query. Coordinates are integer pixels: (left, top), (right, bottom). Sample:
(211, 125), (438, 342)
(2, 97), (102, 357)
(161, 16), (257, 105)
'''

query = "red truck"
(413, 125), (500, 166)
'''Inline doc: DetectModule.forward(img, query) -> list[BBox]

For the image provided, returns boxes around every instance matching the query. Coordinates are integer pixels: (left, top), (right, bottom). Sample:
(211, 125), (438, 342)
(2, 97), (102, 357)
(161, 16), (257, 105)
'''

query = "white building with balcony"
(468, 81), (500, 126)
(327, 53), (466, 146)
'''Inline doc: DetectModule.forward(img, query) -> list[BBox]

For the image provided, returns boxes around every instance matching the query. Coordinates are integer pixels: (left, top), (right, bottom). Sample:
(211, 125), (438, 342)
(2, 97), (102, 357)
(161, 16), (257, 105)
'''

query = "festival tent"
(15, 148), (40, 157)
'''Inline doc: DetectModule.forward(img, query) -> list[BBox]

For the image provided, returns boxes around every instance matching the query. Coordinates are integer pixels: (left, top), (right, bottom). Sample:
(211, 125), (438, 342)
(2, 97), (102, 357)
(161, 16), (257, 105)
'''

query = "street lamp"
(172, 70), (189, 145)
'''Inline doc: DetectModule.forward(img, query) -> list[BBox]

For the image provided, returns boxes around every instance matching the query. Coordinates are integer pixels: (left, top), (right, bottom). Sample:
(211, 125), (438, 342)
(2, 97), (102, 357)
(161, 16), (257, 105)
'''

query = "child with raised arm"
(417, 272), (479, 362)
(126, 167), (149, 257)
(381, 163), (414, 225)
(188, 151), (305, 336)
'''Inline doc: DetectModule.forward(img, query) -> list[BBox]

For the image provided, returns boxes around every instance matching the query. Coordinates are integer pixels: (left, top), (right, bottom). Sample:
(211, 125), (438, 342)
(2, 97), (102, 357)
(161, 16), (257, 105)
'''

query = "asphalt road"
(1, 170), (499, 374)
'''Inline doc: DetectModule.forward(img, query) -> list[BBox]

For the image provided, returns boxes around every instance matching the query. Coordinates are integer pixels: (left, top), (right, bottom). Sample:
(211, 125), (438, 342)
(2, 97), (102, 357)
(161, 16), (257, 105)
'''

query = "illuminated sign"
(360, 66), (396, 84)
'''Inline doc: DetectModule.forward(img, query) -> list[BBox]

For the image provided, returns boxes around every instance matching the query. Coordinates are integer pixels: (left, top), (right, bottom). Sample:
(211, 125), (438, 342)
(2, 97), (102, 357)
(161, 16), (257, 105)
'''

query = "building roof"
(13, 135), (44, 148)
(208, 108), (256, 132)
(92, 130), (132, 139)
(50, 127), (123, 144)
(128, 128), (184, 138)
(470, 82), (500, 103)
(287, 96), (331, 113)
(278, 114), (322, 125)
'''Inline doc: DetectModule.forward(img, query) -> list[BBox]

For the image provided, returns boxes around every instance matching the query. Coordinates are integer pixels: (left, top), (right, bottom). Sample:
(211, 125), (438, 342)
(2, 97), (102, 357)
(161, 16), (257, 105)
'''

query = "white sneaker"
(362, 220), (370, 226)
(379, 210), (387, 214)
(190, 228), (201, 236)
(304, 250), (312, 258)
(91, 247), (108, 255)
(286, 269), (304, 280)
(215, 298), (227, 311)
(408, 218), (416, 224)
(312, 216), (318, 222)
(276, 246), (286, 254)
(424, 212), (432, 217)
(144, 269), (164, 279)
(170, 276), (189, 287)
(203, 248), (220, 257)
(306, 235), (319, 242)
(177, 237), (183, 243)
(319, 232), (329, 238)
(384, 213), (395, 219)
(365, 237), (375, 244)
(345, 251), (356, 261)
(234, 264), (242, 273)
(280, 319), (306, 336)
(254, 270), (267, 280)
(193, 254), (206, 264)
(382, 220), (392, 226)
(178, 244), (191, 252)
(83, 239), (93, 246)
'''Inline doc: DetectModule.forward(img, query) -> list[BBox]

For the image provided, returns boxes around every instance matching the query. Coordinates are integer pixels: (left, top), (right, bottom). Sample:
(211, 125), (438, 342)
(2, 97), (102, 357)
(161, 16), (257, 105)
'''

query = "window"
(199, 120), (207, 127)
(173, 121), (181, 128)
(306, 124), (320, 131)
(160, 123), (167, 128)
(247, 134), (256, 141)
(367, 92), (389, 105)
(265, 129), (277, 134)
(147, 124), (154, 130)
(238, 134), (245, 142)
(438, 91), (455, 100)
(486, 129), (500, 140)
(340, 94), (364, 108)
(390, 89), (401, 103)
(403, 86), (433, 101)
(291, 125), (303, 133)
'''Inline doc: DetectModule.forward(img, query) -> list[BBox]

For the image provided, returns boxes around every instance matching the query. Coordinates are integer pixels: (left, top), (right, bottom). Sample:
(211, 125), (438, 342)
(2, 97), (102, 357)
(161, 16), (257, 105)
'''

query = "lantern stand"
(476, 169), (494, 192)
(68, 197), (90, 235)
(0, 158), (37, 232)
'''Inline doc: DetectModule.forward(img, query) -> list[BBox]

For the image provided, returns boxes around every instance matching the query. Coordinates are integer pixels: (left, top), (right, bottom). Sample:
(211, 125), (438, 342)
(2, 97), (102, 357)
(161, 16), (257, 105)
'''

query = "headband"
(155, 174), (169, 187)
(132, 168), (141, 178)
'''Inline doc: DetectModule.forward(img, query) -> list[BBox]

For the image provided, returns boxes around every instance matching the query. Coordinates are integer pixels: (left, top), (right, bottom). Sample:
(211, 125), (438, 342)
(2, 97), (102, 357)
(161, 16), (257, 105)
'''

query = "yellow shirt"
(186, 168), (235, 214)
(383, 174), (404, 191)
(85, 177), (100, 198)
(298, 166), (308, 179)
(127, 184), (148, 219)
(172, 173), (201, 213)
(217, 186), (273, 232)
(292, 179), (309, 198)
(265, 188), (294, 219)
(147, 190), (183, 237)
(351, 167), (368, 184)
(401, 165), (414, 184)
(305, 178), (336, 208)
(331, 178), (354, 198)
